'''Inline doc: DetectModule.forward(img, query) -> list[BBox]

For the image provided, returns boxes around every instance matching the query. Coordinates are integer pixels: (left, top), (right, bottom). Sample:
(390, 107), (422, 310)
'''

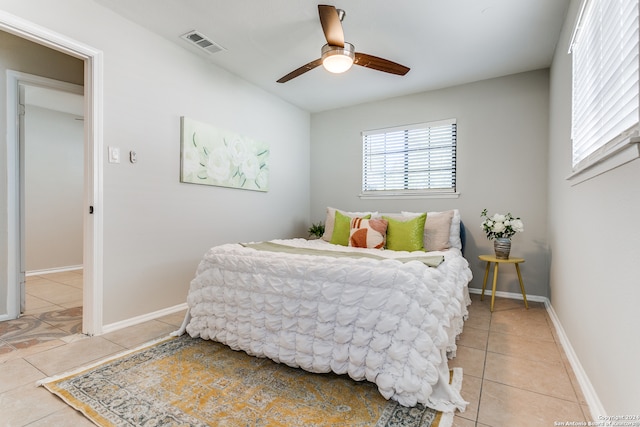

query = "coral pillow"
(349, 218), (388, 249)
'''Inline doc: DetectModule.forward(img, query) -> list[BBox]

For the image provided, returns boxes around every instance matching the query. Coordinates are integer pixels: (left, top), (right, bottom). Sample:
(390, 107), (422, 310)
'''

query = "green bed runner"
(240, 241), (444, 267)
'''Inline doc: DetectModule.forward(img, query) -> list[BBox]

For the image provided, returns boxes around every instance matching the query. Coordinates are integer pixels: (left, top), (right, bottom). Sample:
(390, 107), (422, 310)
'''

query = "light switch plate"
(108, 146), (120, 164)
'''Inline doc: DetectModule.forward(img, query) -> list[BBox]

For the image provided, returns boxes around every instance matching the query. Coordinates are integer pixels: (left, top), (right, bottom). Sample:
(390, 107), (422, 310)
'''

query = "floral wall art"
(180, 117), (269, 192)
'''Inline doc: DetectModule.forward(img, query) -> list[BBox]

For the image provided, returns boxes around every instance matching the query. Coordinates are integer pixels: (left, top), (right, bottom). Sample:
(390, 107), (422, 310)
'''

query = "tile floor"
(0, 274), (591, 426)
(451, 293), (591, 427)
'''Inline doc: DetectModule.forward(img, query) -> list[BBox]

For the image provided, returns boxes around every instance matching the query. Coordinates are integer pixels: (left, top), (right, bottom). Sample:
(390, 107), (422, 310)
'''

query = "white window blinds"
(570, 0), (640, 168)
(362, 119), (457, 195)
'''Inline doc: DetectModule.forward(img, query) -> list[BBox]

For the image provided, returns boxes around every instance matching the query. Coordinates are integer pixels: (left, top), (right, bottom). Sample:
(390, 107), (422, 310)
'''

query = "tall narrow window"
(362, 119), (457, 197)
(570, 0), (640, 170)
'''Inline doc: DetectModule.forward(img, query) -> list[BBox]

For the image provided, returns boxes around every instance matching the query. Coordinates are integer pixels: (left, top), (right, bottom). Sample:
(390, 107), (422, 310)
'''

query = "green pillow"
(383, 213), (427, 251)
(330, 211), (371, 246)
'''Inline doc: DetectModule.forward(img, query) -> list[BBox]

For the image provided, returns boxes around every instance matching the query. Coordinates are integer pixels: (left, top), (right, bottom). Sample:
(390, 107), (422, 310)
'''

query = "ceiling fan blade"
(318, 5), (344, 47)
(354, 53), (410, 76)
(277, 58), (323, 83)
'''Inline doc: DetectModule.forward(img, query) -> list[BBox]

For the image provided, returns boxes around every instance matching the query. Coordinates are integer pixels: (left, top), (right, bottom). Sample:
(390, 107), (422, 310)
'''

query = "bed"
(175, 208), (472, 412)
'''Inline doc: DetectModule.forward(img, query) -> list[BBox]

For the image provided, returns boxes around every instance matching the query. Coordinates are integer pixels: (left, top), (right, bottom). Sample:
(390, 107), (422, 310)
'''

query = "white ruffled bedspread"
(184, 238), (472, 412)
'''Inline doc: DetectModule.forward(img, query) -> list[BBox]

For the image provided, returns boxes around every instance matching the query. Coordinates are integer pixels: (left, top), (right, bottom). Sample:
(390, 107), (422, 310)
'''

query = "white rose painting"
(180, 117), (269, 192)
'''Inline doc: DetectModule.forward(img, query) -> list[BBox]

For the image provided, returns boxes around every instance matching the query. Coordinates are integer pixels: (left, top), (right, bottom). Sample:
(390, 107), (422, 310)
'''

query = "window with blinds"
(570, 0), (640, 169)
(361, 119), (457, 196)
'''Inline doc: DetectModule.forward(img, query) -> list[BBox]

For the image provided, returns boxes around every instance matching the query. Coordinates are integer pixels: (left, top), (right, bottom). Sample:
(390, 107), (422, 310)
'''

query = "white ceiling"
(94, 0), (570, 113)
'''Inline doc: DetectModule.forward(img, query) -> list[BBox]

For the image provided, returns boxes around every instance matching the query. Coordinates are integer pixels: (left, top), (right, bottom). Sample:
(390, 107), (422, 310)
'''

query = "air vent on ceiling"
(180, 30), (225, 55)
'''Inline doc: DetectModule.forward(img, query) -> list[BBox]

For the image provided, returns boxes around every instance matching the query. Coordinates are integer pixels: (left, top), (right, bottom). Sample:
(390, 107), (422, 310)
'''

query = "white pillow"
(449, 209), (462, 250)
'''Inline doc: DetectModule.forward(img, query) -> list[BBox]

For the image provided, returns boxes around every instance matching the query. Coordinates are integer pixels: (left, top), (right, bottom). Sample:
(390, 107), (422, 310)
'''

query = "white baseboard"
(544, 302), (606, 420)
(467, 287), (605, 419)
(101, 303), (188, 335)
(467, 286), (547, 303)
(26, 265), (83, 276)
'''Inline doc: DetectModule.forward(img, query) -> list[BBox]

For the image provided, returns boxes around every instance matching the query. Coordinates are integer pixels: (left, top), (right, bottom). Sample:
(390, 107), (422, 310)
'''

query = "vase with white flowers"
(480, 209), (524, 259)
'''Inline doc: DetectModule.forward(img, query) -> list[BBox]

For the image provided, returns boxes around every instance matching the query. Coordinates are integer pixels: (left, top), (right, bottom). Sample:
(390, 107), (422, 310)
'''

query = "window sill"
(359, 191), (460, 200)
(567, 136), (640, 185)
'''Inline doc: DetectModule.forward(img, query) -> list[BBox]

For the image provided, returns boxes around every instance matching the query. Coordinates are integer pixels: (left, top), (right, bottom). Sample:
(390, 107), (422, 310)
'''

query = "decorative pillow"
(330, 211), (371, 246)
(424, 210), (454, 251)
(382, 213), (427, 252)
(322, 207), (376, 242)
(402, 209), (462, 250)
(349, 218), (388, 249)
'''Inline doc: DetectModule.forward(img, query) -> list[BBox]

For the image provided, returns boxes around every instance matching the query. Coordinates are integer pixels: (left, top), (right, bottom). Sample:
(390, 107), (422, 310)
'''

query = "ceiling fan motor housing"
(321, 42), (355, 73)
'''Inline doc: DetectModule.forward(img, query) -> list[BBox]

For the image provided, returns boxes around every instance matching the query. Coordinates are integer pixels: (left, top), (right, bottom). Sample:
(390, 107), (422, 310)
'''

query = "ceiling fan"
(276, 4), (410, 83)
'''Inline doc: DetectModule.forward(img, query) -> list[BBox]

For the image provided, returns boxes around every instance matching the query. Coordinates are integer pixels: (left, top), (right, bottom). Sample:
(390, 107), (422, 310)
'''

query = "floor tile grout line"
(481, 377), (585, 405)
(483, 346), (566, 367)
(473, 305), (492, 426)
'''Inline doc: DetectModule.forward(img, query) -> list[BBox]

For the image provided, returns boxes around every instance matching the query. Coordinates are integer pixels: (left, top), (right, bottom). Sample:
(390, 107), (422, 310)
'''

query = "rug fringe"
(451, 367), (464, 395)
(169, 311), (191, 337)
(37, 334), (176, 387)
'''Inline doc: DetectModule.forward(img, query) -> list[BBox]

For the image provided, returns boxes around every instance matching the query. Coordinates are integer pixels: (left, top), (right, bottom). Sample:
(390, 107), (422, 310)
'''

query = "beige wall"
(311, 69), (550, 297)
(548, 0), (640, 414)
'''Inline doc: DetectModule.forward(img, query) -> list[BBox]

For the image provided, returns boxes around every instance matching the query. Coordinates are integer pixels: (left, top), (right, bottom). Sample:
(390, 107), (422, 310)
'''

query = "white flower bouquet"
(481, 209), (524, 240)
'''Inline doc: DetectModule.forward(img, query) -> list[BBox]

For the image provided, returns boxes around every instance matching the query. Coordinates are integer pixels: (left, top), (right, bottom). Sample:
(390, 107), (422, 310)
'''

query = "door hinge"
(18, 103), (25, 116)
(89, 206), (94, 214)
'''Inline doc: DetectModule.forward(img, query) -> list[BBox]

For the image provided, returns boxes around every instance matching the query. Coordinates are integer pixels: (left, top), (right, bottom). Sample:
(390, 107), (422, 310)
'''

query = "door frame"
(1, 11), (104, 335)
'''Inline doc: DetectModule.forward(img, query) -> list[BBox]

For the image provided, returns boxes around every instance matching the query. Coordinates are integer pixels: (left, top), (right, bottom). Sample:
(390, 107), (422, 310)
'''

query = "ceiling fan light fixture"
(276, 6), (409, 83)
(321, 43), (355, 74)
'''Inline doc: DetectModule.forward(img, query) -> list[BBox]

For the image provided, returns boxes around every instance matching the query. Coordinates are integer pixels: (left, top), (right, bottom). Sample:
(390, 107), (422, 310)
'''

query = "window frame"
(360, 118), (459, 199)
(568, 0), (640, 185)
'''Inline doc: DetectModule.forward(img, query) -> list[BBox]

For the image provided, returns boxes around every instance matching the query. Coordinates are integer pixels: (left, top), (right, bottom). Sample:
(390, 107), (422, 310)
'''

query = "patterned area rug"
(41, 335), (461, 427)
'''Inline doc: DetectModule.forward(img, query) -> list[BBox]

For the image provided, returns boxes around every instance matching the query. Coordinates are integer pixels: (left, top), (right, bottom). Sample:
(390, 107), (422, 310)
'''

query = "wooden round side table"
(478, 254), (528, 312)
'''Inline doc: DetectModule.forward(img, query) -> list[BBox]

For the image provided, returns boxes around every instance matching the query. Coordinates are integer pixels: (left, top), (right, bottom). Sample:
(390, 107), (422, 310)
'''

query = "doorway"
(23, 83), (85, 341)
(6, 75), (84, 339)
(1, 15), (104, 335)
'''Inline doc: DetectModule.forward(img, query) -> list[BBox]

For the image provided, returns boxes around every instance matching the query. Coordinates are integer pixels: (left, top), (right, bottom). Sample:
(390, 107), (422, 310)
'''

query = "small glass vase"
(494, 238), (511, 260)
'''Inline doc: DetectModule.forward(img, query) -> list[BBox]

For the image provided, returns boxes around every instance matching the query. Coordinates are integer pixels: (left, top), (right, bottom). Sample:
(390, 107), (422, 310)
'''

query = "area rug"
(40, 335), (462, 427)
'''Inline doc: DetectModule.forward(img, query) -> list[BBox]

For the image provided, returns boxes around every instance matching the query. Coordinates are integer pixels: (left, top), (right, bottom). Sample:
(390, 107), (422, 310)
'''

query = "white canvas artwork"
(180, 117), (269, 192)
